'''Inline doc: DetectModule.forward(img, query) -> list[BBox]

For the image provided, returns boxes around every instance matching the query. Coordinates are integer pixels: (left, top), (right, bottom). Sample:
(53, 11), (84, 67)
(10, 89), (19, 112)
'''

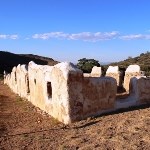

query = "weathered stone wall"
(106, 66), (122, 86)
(83, 77), (117, 117)
(44, 62), (84, 124)
(83, 66), (101, 77)
(10, 67), (18, 93)
(83, 73), (91, 77)
(4, 62), (117, 124)
(28, 62), (50, 110)
(130, 77), (150, 103)
(4, 62), (150, 124)
(91, 66), (101, 77)
(16, 64), (29, 99)
(124, 65), (141, 92)
(4, 65), (29, 99)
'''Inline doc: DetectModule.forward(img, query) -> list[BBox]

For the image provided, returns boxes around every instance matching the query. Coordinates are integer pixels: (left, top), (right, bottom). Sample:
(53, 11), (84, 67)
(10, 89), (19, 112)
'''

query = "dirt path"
(0, 80), (150, 150)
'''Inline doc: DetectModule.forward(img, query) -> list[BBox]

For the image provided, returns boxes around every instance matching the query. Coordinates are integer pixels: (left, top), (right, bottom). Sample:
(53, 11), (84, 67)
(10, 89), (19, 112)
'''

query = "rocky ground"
(0, 80), (150, 150)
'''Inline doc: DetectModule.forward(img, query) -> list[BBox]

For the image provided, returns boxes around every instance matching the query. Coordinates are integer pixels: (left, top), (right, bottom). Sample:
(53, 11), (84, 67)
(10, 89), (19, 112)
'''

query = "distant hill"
(101, 62), (113, 65)
(0, 51), (59, 74)
(108, 51), (150, 76)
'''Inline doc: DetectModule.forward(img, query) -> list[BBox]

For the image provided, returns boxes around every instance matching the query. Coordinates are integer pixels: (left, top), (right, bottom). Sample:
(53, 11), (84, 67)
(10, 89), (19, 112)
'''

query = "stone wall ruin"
(106, 66), (122, 86)
(4, 62), (150, 124)
(124, 65), (141, 92)
(83, 66), (101, 77)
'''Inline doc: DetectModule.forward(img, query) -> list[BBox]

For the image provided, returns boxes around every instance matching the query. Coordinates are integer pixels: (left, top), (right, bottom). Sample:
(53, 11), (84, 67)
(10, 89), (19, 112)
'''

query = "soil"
(0, 80), (150, 150)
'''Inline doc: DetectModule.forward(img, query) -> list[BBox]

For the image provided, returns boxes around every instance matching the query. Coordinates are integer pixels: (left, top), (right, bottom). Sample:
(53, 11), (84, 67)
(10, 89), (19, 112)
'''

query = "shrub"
(77, 58), (100, 73)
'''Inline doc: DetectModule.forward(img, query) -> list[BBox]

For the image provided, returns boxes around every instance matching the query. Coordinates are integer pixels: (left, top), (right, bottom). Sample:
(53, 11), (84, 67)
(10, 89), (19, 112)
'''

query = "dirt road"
(0, 80), (150, 150)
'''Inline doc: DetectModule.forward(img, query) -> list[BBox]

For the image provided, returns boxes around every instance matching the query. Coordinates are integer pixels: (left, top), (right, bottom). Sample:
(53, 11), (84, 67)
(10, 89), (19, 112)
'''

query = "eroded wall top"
(126, 65), (140, 73)
(106, 66), (119, 74)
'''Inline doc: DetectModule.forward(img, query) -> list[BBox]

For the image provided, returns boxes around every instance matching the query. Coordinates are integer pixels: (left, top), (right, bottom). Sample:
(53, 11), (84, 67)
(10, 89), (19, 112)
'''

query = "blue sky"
(0, 0), (150, 63)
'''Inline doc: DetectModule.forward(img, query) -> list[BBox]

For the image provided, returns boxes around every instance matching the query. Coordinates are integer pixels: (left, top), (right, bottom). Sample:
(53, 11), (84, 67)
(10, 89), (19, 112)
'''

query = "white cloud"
(32, 31), (119, 42)
(120, 34), (150, 40)
(0, 34), (7, 39)
(32, 32), (69, 40)
(9, 35), (19, 40)
(1, 32), (150, 41)
(0, 34), (19, 40)
(69, 31), (119, 41)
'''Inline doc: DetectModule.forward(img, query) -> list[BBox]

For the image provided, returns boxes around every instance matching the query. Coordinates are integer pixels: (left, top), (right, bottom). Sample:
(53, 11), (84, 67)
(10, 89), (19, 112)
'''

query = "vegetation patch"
(77, 58), (100, 73)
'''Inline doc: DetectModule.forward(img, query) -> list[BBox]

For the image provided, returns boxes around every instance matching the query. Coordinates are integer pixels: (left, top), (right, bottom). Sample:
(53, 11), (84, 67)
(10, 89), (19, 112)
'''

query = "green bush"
(77, 58), (100, 73)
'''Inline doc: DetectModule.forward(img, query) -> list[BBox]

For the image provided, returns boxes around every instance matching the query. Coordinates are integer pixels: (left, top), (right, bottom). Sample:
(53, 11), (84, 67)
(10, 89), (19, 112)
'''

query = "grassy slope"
(107, 52), (150, 76)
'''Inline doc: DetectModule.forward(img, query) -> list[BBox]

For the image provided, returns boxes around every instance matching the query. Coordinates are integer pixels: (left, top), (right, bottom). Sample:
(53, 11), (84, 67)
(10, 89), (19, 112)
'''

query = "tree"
(77, 58), (100, 73)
